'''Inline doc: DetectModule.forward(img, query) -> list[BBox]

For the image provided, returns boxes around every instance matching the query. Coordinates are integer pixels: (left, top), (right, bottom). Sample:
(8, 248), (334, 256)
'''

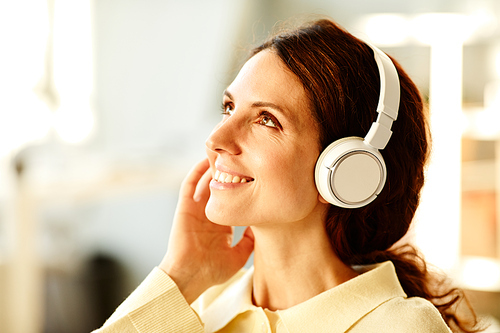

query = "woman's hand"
(159, 159), (254, 304)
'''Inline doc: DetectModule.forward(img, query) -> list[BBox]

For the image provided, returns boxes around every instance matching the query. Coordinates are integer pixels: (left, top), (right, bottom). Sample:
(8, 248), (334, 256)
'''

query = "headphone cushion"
(315, 137), (387, 208)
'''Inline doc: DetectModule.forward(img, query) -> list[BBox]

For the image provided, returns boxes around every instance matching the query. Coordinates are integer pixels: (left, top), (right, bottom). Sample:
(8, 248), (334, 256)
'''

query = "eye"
(221, 102), (234, 116)
(257, 112), (280, 129)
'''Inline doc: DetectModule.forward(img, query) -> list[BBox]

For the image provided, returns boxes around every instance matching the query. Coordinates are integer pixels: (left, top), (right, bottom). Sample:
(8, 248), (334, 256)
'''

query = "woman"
(94, 19), (481, 332)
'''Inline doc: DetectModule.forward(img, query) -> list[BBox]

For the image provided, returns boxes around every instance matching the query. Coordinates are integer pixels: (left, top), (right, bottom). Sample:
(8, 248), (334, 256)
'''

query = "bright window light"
(362, 14), (409, 45)
(474, 109), (500, 138)
(411, 13), (471, 45)
(52, 0), (94, 143)
(412, 14), (471, 272)
(0, 0), (95, 153)
(0, 97), (52, 156)
(53, 103), (94, 144)
(0, 1), (51, 156)
(459, 257), (500, 291)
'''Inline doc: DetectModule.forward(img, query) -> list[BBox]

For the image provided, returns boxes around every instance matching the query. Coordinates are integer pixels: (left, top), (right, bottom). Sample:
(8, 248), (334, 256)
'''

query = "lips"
(214, 169), (254, 184)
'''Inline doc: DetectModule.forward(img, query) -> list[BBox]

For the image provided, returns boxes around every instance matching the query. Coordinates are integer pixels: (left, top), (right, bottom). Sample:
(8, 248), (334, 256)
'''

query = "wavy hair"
(251, 19), (482, 332)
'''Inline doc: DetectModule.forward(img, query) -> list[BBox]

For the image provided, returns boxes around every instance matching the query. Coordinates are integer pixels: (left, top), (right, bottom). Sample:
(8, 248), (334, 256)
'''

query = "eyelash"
(257, 111), (281, 129)
(220, 102), (282, 129)
(220, 102), (234, 116)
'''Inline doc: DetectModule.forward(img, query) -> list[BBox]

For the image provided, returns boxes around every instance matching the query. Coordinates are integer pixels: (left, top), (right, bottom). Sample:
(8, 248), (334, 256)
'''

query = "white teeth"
(218, 172), (227, 182)
(214, 170), (251, 184)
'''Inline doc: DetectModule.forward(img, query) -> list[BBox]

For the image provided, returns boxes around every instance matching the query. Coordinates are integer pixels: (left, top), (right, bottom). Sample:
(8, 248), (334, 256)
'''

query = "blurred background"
(1, 0), (500, 332)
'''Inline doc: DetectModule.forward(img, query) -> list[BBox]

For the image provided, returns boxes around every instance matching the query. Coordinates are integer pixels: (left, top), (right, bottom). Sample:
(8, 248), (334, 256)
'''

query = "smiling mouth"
(214, 170), (254, 184)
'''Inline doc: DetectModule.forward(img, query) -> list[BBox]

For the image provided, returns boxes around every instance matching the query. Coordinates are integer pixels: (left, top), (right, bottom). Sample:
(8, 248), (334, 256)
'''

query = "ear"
(318, 193), (329, 204)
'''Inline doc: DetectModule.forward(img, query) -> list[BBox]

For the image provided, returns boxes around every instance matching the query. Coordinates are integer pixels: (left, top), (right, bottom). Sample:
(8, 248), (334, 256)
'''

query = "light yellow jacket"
(92, 261), (452, 332)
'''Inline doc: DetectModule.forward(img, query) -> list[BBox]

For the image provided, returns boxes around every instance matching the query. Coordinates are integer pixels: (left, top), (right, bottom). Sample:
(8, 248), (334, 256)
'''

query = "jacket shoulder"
(350, 296), (452, 333)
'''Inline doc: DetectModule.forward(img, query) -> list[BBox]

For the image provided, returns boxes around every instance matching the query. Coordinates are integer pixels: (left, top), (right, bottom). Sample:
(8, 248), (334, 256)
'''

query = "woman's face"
(205, 50), (326, 226)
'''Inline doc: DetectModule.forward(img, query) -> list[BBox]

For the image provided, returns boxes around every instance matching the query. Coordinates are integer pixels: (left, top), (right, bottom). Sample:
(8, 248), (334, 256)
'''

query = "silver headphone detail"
(314, 43), (400, 209)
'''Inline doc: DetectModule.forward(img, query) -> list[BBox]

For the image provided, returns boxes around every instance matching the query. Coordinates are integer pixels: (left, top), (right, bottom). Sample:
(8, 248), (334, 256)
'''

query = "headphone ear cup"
(315, 137), (387, 208)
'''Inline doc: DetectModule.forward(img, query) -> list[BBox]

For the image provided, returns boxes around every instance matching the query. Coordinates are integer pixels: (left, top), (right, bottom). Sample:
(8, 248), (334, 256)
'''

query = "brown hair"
(252, 19), (482, 332)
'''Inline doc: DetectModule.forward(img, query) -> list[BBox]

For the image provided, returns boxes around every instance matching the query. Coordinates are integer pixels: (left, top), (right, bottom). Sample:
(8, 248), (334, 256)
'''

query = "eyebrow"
(223, 90), (290, 117)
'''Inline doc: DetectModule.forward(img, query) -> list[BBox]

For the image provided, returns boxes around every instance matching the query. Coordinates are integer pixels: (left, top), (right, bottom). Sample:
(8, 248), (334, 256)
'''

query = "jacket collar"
(199, 266), (255, 332)
(199, 261), (406, 333)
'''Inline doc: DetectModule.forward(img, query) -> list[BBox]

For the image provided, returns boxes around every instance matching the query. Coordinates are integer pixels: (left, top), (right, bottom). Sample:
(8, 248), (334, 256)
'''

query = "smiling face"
(205, 50), (327, 226)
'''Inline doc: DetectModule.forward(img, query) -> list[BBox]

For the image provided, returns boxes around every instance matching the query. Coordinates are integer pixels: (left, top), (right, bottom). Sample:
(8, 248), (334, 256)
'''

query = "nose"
(205, 117), (242, 155)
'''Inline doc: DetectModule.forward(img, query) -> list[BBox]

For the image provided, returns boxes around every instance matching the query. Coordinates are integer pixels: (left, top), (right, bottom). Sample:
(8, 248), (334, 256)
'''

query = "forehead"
(227, 50), (314, 128)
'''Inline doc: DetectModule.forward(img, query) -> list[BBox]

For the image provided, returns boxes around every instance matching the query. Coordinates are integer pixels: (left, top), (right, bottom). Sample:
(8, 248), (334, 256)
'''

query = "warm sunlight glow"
(413, 14), (470, 272)
(0, 0), (95, 152)
(52, 0), (94, 143)
(362, 14), (408, 45)
(475, 109), (500, 138)
(0, 98), (52, 157)
(53, 103), (95, 144)
(459, 257), (500, 291)
(411, 13), (472, 45)
(0, 1), (51, 156)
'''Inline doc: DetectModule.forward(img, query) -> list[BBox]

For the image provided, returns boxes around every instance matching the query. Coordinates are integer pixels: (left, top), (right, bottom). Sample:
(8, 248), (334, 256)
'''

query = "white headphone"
(315, 43), (400, 209)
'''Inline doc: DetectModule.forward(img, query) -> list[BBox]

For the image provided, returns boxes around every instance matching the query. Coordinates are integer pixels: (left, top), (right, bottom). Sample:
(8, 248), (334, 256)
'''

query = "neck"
(250, 214), (358, 311)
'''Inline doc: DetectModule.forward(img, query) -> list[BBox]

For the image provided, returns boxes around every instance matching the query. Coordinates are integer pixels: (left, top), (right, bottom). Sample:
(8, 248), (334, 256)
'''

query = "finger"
(194, 167), (213, 202)
(180, 159), (210, 198)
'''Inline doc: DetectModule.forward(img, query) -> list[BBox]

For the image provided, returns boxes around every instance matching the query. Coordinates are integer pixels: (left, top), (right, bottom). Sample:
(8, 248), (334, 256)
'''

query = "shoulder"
(352, 296), (452, 333)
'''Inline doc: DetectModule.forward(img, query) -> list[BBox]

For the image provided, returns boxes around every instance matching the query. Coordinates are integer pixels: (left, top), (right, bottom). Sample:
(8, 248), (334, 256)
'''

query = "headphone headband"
(364, 44), (400, 150)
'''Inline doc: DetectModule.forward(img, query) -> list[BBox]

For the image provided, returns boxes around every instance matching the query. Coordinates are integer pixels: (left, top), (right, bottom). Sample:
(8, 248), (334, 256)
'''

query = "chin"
(205, 201), (250, 227)
(205, 192), (247, 225)
(205, 201), (231, 226)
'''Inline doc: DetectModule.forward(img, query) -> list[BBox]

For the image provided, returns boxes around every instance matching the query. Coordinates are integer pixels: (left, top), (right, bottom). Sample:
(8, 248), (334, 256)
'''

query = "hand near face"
(159, 159), (255, 304)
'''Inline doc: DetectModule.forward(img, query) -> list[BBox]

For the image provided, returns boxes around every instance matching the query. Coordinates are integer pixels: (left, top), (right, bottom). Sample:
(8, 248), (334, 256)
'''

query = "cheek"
(273, 166), (317, 204)
(258, 147), (320, 212)
(267, 143), (318, 184)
